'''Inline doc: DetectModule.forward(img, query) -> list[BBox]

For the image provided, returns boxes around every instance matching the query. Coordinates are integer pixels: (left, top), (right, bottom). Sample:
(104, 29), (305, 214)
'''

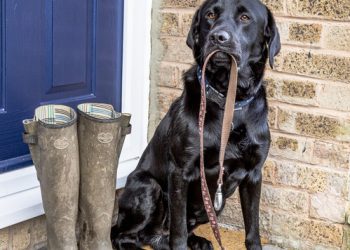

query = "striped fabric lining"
(35, 105), (75, 125)
(77, 103), (120, 120)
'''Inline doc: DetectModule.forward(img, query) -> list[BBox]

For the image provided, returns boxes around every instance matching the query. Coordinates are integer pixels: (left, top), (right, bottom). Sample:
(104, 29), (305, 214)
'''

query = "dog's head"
(187, 0), (280, 90)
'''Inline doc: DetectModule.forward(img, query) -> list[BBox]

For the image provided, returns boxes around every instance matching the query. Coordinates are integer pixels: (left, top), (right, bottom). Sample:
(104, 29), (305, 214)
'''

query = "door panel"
(52, 0), (89, 87)
(0, 0), (124, 172)
(43, 0), (95, 102)
(0, 0), (4, 114)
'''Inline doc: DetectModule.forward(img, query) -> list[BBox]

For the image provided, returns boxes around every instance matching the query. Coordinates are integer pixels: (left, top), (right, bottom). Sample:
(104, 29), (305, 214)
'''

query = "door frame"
(0, 0), (152, 229)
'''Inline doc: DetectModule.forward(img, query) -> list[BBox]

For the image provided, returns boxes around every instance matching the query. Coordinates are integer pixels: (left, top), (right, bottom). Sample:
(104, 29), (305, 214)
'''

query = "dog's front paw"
(246, 242), (262, 250)
(112, 236), (145, 250)
(188, 234), (214, 250)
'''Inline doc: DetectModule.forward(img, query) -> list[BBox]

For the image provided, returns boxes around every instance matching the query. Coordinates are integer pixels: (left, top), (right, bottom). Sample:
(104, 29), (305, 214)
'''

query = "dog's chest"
(201, 123), (262, 174)
(203, 123), (250, 156)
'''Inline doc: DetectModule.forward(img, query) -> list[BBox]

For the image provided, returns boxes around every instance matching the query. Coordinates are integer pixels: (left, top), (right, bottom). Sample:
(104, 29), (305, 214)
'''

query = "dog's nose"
(210, 30), (231, 45)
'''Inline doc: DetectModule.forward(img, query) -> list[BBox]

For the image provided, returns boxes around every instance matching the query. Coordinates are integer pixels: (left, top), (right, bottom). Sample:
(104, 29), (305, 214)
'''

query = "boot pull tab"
(122, 124), (132, 135)
(23, 119), (38, 145)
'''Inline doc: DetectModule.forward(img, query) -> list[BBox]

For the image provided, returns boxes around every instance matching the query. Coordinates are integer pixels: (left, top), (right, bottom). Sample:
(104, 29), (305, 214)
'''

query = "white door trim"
(0, 0), (152, 229)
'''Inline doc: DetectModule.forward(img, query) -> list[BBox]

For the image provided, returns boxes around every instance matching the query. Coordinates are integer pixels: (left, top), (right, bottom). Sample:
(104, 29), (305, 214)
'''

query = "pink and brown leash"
(198, 50), (238, 250)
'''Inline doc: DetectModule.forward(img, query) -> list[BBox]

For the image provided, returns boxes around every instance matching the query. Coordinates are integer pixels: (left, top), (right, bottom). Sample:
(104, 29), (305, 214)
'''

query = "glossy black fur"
(111, 0), (280, 249)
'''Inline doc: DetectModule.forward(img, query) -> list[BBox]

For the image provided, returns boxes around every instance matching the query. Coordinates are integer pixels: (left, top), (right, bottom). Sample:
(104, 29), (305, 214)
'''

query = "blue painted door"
(0, 0), (124, 172)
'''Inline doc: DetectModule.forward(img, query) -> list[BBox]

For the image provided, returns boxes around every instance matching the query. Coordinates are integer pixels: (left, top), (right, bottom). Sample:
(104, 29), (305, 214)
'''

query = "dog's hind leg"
(111, 173), (163, 249)
(187, 232), (214, 250)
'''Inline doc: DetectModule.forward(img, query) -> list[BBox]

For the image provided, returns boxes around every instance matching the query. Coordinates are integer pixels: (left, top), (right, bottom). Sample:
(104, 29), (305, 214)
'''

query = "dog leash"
(198, 50), (238, 250)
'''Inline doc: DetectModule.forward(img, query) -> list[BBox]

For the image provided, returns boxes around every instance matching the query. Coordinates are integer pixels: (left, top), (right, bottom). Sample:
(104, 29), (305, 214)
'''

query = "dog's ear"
(186, 8), (201, 50)
(264, 8), (281, 69)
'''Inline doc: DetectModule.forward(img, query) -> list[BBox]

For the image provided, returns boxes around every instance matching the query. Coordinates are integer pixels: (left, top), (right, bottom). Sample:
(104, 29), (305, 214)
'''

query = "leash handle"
(199, 50), (238, 250)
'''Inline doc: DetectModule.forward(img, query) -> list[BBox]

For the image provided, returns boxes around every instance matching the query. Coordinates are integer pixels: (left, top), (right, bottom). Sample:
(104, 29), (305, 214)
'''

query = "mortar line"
(263, 182), (311, 194)
(281, 44), (350, 56)
(160, 61), (193, 68)
(267, 155), (349, 174)
(264, 70), (350, 86)
(269, 127), (350, 152)
(260, 206), (345, 226)
(274, 15), (350, 24)
(269, 127), (348, 145)
(268, 97), (350, 114)
(268, 97), (319, 109)
(281, 42), (322, 50)
(268, 100), (350, 118)
(268, 152), (350, 173)
(269, 130), (350, 147)
(161, 7), (198, 13)
(259, 207), (309, 220)
(158, 85), (183, 92)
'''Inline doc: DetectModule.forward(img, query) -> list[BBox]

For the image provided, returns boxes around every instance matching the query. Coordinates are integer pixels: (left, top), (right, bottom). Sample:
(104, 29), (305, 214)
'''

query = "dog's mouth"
(205, 50), (241, 69)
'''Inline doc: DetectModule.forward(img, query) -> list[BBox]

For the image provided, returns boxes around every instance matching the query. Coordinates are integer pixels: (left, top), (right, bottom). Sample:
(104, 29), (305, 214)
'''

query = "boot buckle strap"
(23, 133), (38, 145)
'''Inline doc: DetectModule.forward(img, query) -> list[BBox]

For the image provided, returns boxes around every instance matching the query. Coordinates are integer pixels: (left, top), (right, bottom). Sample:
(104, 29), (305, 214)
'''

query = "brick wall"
(150, 0), (350, 249)
(0, 216), (46, 250)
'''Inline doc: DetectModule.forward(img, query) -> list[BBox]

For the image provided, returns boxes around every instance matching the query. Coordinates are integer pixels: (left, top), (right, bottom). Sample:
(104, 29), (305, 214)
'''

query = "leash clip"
(214, 184), (223, 211)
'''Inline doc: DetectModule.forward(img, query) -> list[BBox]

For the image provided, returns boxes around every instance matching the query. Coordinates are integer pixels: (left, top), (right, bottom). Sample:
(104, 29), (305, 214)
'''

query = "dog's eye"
(240, 14), (250, 22)
(206, 12), (217, 20)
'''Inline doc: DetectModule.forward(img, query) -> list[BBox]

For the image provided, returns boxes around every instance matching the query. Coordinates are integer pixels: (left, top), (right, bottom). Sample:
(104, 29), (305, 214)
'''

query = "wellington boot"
(23, 105), (79, 250)
(77, 103), (131, 250)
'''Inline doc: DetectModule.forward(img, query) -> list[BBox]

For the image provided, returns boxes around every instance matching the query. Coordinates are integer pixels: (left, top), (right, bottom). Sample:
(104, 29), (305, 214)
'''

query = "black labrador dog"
(111, 0), (280, 249)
